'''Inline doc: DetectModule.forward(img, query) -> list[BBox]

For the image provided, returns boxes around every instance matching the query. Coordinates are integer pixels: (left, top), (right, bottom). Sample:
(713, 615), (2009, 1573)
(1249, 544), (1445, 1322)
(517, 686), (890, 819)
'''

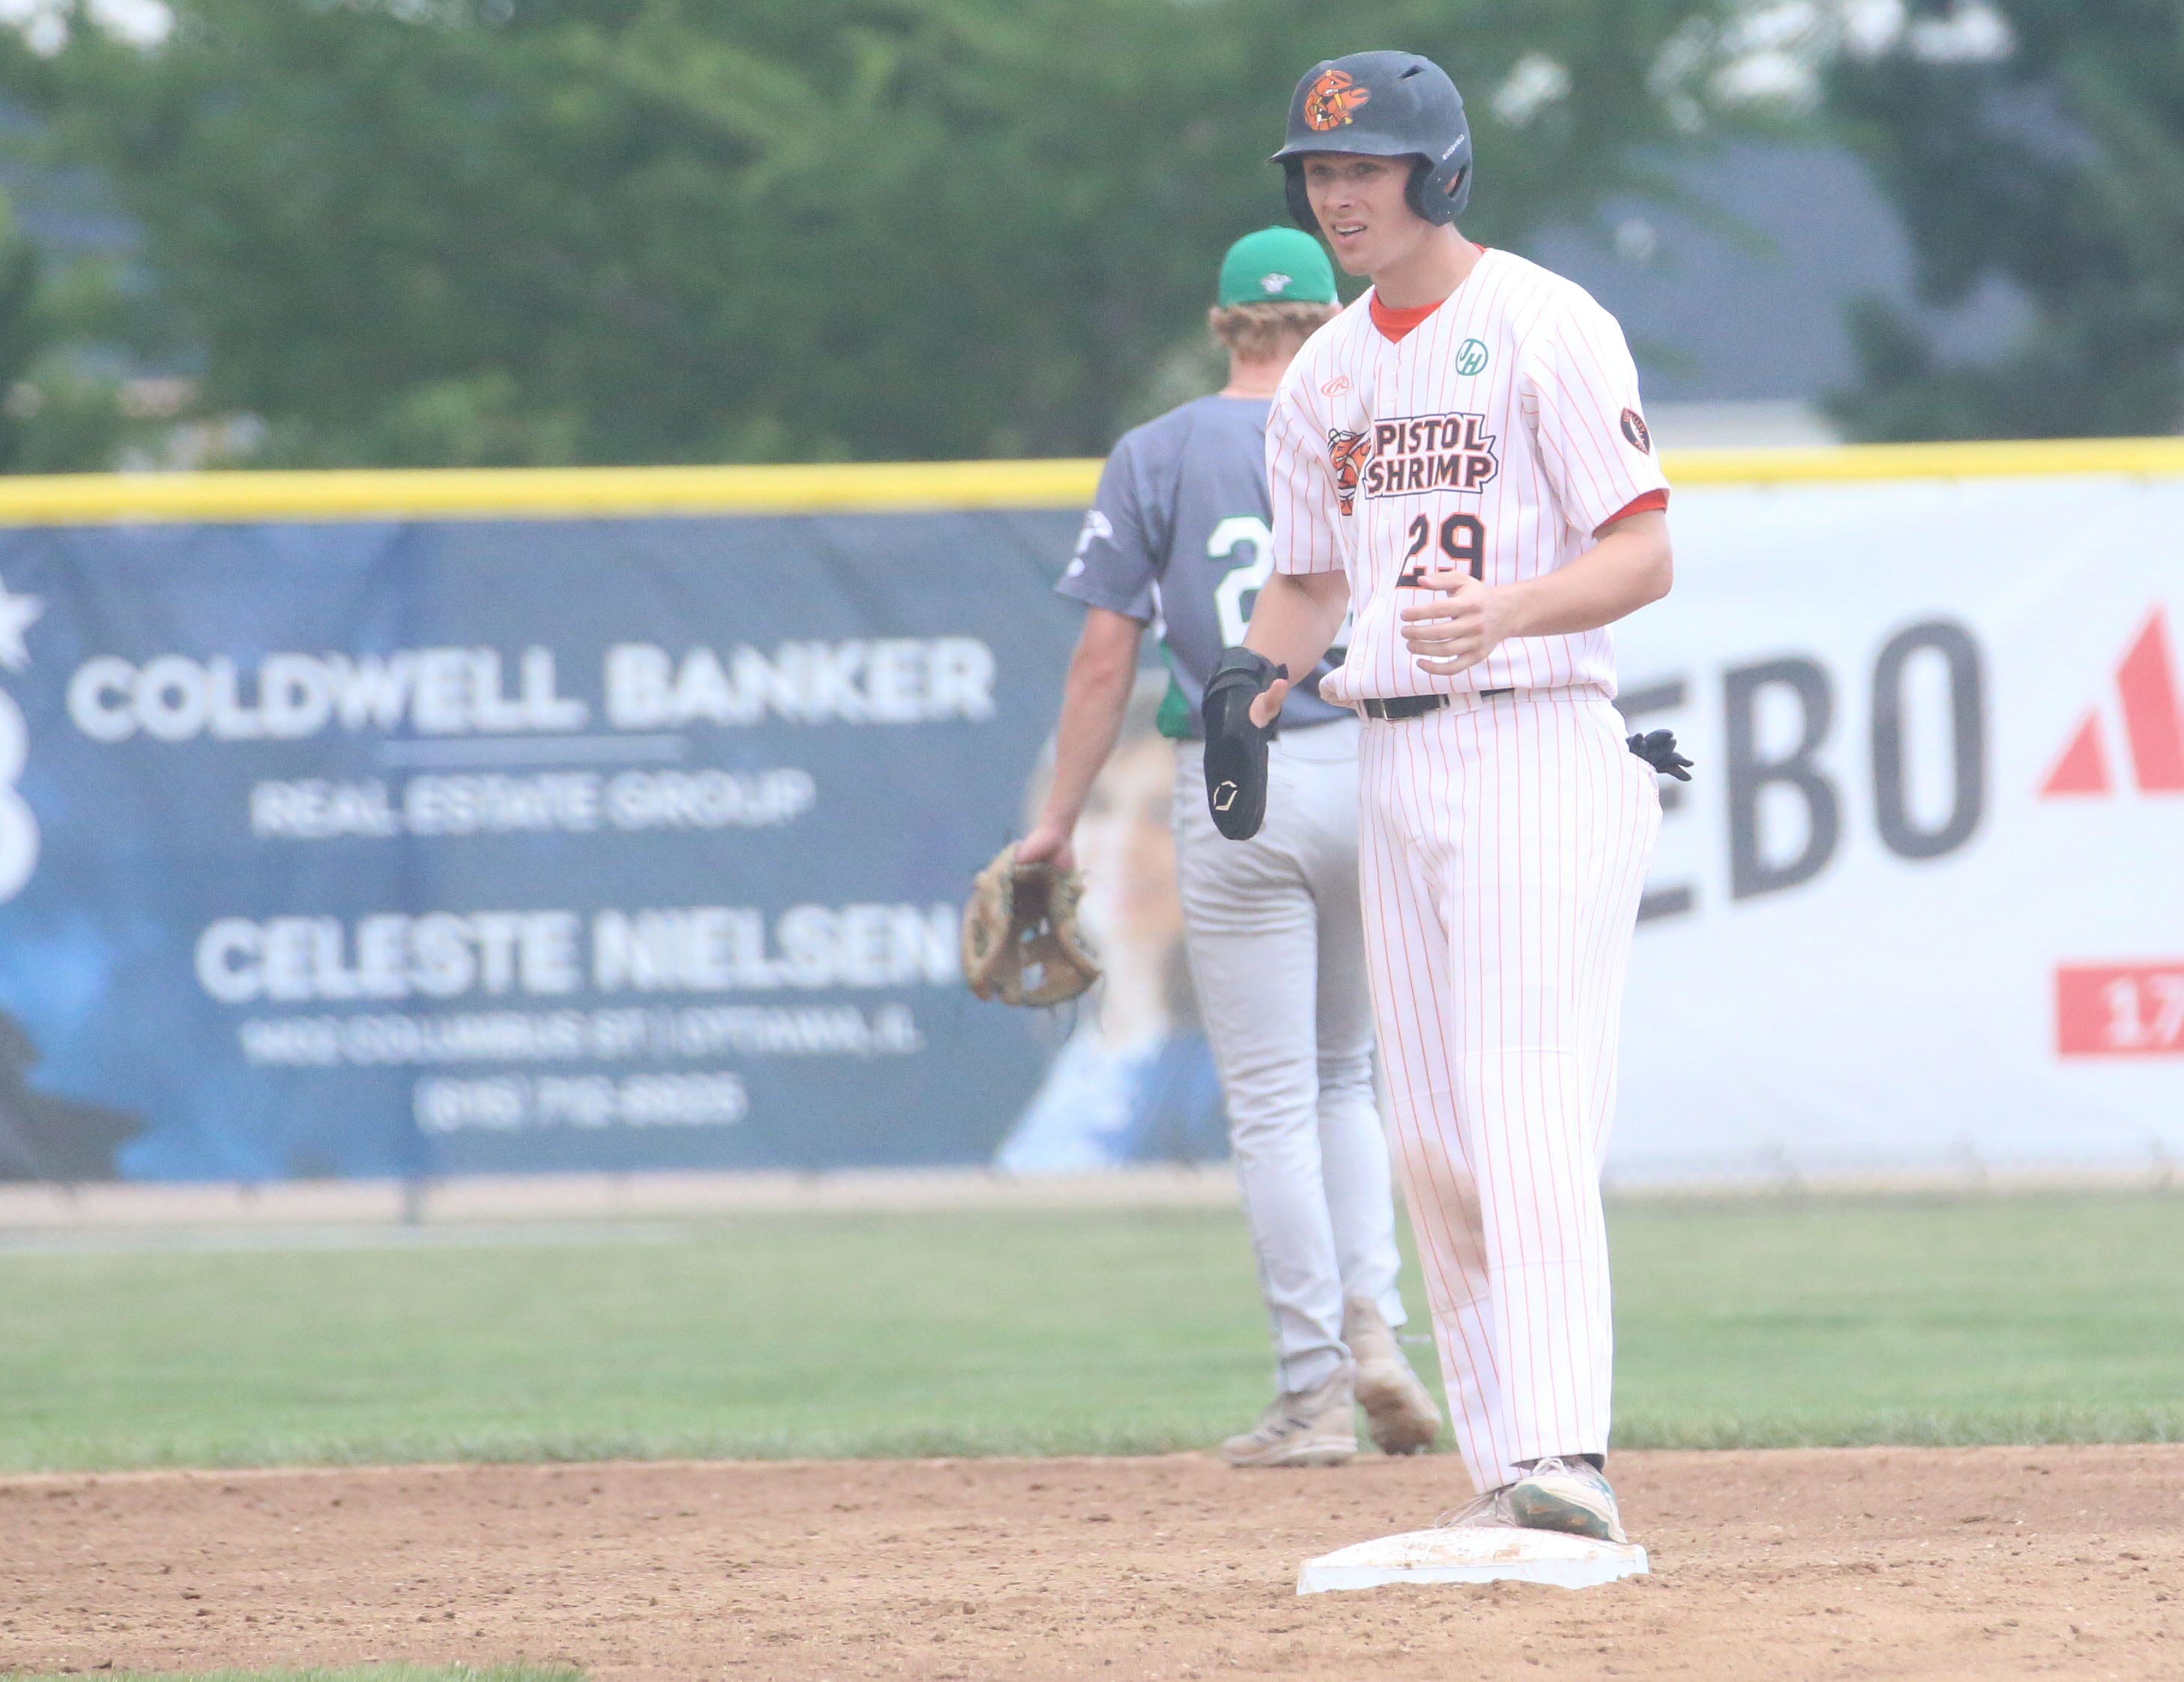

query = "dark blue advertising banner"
(0, 501), (1174, 1181)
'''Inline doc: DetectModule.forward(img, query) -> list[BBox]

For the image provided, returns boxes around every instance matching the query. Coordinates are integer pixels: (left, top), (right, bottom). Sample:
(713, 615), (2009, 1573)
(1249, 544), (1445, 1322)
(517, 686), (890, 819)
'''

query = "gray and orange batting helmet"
(1273, 51), (1473, 232)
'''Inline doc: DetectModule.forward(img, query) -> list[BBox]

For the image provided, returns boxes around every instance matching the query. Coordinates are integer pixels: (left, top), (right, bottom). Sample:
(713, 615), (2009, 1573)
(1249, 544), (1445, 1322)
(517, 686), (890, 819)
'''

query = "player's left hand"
(1399, 571), (1518, 675)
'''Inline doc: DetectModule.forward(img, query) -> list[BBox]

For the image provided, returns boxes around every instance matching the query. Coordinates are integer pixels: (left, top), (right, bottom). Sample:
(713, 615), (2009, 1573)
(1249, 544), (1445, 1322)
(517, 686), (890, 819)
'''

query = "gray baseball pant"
(1171, 714), (1409, 1396)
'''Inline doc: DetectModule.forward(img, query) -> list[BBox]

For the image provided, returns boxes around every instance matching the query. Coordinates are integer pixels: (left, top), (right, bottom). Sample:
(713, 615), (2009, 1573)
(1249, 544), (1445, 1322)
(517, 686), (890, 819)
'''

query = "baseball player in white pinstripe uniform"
(1204, 50), (1677, 1543)
(1017, 228), (1444, 1468)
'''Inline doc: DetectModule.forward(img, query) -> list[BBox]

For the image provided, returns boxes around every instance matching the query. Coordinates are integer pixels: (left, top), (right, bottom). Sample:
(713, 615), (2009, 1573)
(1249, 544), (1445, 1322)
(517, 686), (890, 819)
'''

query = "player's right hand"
(1247, 676), (1291, 729)
(1014, 822), (1076, 876)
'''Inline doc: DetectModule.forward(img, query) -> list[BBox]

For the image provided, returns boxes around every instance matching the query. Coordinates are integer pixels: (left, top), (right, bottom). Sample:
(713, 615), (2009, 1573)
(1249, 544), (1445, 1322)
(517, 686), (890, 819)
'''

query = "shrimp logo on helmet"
(1303, 67), (1372, 131)
(1327, 429), (1372, 516)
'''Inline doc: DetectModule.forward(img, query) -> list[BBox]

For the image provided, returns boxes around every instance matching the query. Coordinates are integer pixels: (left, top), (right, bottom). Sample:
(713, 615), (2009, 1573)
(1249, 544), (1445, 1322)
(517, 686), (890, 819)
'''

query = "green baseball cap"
(1217, 227), (1337, 308)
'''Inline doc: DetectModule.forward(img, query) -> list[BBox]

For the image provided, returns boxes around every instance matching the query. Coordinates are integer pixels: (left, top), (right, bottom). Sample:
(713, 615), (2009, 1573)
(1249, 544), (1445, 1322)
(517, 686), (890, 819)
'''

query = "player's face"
(1301, 154), (1427, 277)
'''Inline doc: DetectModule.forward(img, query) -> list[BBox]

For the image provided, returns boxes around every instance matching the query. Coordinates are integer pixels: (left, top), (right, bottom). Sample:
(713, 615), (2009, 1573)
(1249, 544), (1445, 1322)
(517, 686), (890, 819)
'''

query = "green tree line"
(1826, 0), (2184, 441)
(2, 0), (2180, 467)
(0, 0), (1750, 468)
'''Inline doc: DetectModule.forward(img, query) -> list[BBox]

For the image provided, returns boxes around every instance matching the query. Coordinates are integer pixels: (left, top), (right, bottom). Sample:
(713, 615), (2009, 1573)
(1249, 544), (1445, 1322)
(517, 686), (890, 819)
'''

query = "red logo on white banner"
(2057, 964), (2184, 1056)
(2040, 608), (2184, 797)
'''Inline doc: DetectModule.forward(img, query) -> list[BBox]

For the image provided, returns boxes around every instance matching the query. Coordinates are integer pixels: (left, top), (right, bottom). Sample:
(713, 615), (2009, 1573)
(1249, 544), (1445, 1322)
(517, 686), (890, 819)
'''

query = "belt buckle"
(1360, 694), (1445, 721)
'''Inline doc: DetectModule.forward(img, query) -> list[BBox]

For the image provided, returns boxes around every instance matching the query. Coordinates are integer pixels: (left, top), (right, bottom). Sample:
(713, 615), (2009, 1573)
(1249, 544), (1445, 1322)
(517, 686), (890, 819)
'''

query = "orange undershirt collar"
(1367, 247), (1489, 343)
(1368, 294), (1442, 343)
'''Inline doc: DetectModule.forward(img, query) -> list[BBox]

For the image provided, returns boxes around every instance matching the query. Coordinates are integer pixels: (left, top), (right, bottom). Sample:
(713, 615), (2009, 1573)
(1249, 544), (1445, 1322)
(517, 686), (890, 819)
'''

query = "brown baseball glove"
(961, 843), (1102, 1007)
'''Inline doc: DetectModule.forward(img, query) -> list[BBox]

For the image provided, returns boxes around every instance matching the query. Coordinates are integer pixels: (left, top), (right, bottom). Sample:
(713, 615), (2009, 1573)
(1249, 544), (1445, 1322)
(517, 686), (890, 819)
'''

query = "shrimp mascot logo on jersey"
(1303, 68), (1372, 131)
(1327, 429), (1372, 516)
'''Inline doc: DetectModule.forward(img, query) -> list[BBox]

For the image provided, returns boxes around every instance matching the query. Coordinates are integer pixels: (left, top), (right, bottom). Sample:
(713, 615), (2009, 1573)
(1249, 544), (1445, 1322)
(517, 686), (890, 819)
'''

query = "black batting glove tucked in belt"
(1200, 648), (1287, 841)
(1626, 728), (1693, 781)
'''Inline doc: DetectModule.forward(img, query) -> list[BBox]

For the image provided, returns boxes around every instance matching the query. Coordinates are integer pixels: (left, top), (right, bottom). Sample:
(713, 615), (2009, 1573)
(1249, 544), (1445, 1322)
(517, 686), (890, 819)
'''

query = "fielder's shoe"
(1342, 1295), (1443, 1455)
(1436, 1483), (1517, 1529)
(1506, 1456), (1629, 1543)
(1218, 1367), (1357, 1468)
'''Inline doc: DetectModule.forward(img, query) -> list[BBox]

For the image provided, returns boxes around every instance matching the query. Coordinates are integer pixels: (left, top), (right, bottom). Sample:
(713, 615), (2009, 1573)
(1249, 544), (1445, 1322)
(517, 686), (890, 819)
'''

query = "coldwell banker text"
(63, 637), (997, 741)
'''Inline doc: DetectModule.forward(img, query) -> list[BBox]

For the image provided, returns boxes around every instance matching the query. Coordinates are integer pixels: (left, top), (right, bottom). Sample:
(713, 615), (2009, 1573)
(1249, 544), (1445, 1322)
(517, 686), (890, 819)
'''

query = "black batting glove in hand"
(1626, 728), (1693, 781)
(1201, 648), (1288, 840)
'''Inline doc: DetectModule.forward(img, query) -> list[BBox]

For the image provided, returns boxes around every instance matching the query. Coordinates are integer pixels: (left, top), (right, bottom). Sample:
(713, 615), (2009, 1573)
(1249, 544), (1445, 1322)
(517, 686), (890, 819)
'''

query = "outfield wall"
(0, 443), (2176, 1184)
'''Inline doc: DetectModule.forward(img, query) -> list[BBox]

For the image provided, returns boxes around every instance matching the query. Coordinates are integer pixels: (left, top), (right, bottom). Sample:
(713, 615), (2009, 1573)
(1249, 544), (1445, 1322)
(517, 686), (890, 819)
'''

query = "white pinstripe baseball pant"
(1357, 687), (1658, 1493)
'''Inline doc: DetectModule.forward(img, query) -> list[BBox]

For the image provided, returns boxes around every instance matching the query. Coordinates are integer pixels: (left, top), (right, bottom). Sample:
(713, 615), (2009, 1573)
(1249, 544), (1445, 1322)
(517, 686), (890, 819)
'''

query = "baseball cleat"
(1506, 1457), (1629, 1543)
(1219, 1367), (1358, 1468)
(1342, 1295), (1443, 1455)
(1436, 1483), (1518, 1529)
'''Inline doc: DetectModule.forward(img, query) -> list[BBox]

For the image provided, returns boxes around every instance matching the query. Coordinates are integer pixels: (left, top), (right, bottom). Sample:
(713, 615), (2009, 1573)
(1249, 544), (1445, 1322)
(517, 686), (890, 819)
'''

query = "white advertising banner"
(1611, 470), (2184, 1180)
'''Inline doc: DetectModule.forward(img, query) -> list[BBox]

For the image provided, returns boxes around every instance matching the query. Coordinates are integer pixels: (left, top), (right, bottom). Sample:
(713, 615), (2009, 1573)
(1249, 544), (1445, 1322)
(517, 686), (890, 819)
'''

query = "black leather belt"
(1358, 688), (1512, 720)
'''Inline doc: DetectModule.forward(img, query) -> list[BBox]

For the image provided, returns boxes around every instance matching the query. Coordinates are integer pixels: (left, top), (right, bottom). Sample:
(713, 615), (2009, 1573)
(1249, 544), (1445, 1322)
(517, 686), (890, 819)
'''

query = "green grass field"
(0, 1193), (2179, 1473)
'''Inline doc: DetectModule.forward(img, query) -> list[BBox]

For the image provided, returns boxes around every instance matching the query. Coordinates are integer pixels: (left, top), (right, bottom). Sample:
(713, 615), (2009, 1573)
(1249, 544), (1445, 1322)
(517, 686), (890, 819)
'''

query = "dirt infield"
(1, 1447), (2178, 1681)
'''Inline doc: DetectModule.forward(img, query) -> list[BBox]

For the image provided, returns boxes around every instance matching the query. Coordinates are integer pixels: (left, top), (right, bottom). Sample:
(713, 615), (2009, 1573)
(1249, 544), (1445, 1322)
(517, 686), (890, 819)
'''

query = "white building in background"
(1523, 142), (2036, 450)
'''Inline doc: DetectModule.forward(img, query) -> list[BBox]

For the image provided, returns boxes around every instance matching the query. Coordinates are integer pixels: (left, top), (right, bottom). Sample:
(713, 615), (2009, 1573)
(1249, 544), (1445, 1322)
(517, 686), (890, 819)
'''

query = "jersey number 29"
(1398, 513), (1485, 588)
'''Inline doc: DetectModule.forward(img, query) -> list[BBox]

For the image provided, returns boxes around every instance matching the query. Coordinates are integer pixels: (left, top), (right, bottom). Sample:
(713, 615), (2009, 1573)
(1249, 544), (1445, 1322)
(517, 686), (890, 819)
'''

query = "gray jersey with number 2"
(1057, 394), (1348, 735)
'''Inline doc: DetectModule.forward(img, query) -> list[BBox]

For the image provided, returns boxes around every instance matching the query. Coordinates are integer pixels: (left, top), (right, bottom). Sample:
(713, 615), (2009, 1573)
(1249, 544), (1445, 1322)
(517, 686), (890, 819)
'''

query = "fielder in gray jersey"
(1015, 228), (1442, 1467)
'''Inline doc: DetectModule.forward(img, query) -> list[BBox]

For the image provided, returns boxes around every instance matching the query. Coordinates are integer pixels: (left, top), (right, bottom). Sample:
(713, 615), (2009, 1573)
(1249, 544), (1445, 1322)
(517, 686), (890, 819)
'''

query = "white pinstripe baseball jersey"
(1266, 247), (1668, 705)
